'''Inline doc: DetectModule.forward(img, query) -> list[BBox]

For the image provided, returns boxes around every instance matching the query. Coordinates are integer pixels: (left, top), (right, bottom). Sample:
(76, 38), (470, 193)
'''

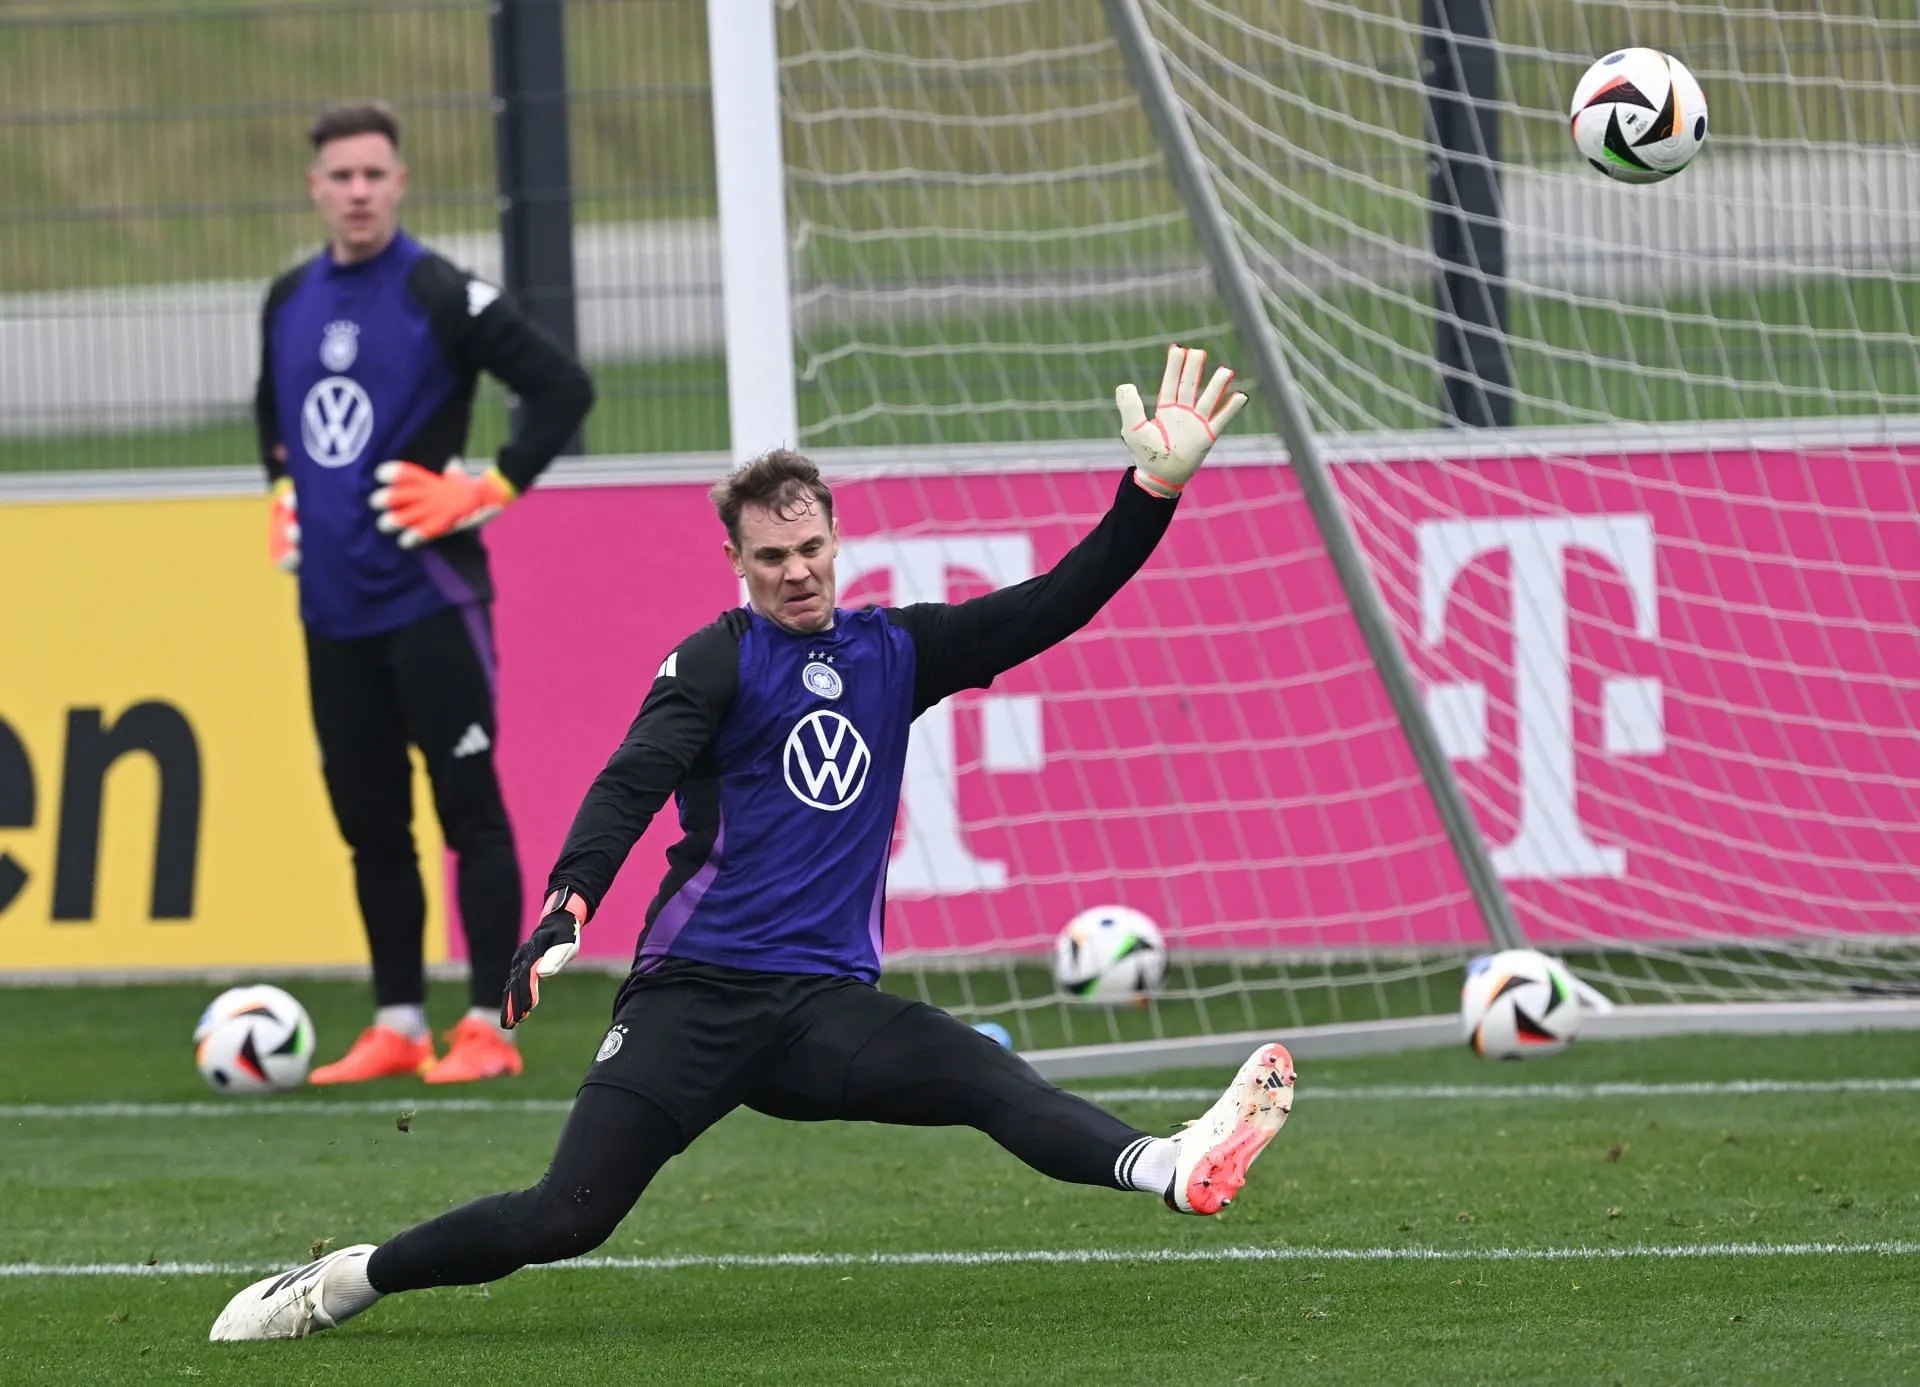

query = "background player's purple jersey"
(256, 231), (592, 639)
(262, 235), (460, 638)
(544, 472), (1182, 984)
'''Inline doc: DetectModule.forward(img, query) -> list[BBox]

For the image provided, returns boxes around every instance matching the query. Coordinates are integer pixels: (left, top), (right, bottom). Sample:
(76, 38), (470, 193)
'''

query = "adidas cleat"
(308, 1026), (435, 1085)
(208, 1243), (376, 1341)
(424, 1016), (524, 1084)
(1165, 1042), (1296, 1215)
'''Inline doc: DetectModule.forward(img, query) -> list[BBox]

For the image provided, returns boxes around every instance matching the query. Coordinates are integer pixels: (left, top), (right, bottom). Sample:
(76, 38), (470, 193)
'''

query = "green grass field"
(3, 977), (1918, 1384)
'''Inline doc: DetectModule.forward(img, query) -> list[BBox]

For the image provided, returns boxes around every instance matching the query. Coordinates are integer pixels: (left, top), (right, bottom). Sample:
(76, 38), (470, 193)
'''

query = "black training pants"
(366, 962), (1150, 1291)
(304, 604), (521, 1012)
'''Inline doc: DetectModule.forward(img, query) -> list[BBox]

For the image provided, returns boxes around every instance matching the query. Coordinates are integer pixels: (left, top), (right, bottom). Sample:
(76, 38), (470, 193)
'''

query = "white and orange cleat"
(1165, 1042), (1296, 1215)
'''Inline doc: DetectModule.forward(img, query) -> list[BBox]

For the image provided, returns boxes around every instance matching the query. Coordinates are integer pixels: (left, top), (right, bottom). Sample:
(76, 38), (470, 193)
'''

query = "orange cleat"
(308, 1025), (437, 1086)
(423, 1016), (524, 1085)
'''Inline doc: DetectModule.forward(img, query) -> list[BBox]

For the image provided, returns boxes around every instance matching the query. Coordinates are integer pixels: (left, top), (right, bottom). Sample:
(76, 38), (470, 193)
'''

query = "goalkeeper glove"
(1116, 343), (1249, 498)
(268, 479), (301, 573)
(501, 890), (586, 1029)
(369, 459), (517, 549)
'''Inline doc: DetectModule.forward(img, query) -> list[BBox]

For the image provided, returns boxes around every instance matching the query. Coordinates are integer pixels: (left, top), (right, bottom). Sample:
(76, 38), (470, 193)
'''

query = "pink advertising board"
(464, 446), (1920, 965)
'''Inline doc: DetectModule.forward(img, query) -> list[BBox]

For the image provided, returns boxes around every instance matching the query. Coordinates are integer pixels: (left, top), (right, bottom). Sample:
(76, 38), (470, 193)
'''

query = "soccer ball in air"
(1052, 905), (1168, 1004)
(1460, 949), (1582, 1059)
(1570, 48), (1707, 184)
(193, 985), (315, 1093)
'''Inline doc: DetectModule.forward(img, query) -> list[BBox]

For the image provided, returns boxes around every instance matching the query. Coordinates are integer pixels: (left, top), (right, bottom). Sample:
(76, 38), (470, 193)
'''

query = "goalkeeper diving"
(210, 345), (1297, 1342)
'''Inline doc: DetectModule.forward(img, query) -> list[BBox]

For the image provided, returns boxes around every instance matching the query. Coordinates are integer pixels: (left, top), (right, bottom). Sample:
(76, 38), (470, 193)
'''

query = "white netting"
(778, 0), (1920, 1042)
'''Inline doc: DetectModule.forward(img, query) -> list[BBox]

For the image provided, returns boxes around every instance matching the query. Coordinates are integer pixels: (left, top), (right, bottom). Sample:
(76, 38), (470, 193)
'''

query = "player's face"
(727, 499), (839, 634)
(308, 133), (407, 264)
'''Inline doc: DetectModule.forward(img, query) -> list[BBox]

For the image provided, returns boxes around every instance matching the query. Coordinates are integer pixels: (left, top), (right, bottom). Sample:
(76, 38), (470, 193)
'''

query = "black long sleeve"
(884, 468), (1178, 716)
(410, 255), (595, 494)
(254, 267), (303, 486)
(544, 614), (741, 915)
(457, 292), (596, 493)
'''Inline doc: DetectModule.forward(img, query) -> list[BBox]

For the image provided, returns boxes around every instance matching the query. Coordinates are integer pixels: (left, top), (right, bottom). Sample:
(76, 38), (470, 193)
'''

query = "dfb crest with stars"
(320, 320), (359, 372)
(802, 659), (843, 700)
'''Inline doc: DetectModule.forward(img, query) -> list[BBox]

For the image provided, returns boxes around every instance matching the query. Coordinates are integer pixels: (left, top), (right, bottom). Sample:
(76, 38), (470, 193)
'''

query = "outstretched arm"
(887, 344), (1246, 715)
(502, 620), (738, 1026)
(544, 622), (738, 915)
(886, 470), (1175, 716)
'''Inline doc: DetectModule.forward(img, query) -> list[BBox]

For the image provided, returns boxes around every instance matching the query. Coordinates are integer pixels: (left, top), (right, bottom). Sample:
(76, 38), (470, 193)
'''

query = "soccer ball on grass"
(1570, 47), (1707, 184)
(194, 984), (315, 1093)
(1460, 949), (1582, 1059)
(1052, 905), (1168, 1004)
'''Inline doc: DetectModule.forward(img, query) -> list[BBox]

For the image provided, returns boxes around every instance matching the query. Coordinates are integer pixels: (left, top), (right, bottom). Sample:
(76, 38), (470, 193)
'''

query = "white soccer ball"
(1052, 905), (1168, 1004)
(1460, 949), (1583, 1059)
(194, 984), (315, 1094)
(1570, 48), (1707, 184)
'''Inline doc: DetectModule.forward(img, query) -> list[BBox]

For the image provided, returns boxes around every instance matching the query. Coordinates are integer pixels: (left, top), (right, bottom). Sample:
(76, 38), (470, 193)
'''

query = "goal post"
(1098, 0), (1531, 962)
(768, 0), (1920, 1056)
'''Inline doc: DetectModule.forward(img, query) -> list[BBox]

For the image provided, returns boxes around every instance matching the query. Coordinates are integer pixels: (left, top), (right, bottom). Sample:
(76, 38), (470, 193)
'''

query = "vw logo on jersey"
(783, 709), (870, 811)
(320, 320), (359, 372)
(802, 660), (843, 700)
(300, 376), (374, 469)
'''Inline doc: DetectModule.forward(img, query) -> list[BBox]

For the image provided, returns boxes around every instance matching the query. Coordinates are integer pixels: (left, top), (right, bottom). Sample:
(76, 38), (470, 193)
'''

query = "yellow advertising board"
(0, 492), (444, 974)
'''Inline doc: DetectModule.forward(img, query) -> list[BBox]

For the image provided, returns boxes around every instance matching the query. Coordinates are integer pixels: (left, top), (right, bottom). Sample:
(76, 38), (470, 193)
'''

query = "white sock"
(465, 1006), (516, 1043)
(1114, 1135), (1178, 1194)
(318, 1248), (382, 1325)
(374, 1005), (428, 1041)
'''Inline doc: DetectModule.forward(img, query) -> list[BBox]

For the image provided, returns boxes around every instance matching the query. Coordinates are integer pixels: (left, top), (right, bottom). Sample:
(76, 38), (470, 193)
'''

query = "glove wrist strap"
(1132, 469), (1184, 499)
(543, 887), (590, 926)
(483, 465), (520, 502)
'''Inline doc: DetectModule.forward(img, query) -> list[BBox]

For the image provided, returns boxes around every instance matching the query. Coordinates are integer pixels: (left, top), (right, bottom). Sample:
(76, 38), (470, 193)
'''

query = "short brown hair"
(710, 449), (834, 545)
(309, 100), (401, 153)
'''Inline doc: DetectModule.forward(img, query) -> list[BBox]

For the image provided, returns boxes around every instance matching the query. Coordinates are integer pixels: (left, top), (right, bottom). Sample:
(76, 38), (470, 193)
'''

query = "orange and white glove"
(268, 479), (301, 573)
(369, 459), (517, 549)
(501, 890), (587, 1029)
(1117, 344), (1249, 499)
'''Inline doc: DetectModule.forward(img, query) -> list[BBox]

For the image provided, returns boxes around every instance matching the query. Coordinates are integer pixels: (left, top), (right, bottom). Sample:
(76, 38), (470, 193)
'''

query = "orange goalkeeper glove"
(268, 478), (301, 573)
(369, 459), (517, 549)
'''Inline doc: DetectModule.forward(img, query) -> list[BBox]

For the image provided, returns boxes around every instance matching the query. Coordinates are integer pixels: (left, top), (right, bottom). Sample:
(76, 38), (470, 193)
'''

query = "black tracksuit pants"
(304, 604), (520, 1012)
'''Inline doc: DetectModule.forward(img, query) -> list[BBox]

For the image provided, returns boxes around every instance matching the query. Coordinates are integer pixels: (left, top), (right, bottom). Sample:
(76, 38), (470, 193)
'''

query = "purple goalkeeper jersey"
(254, 230), (593, 639)
(545, 471), (1180, 983)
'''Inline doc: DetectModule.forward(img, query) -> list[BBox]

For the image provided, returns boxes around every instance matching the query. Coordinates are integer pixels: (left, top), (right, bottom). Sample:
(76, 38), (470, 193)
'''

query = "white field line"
(5, 1076), (1919, 1121)
(6, 1241), (1918, 1279)
(0, 1098), (575, 1119)
(1091, 1078), (1920, 1103)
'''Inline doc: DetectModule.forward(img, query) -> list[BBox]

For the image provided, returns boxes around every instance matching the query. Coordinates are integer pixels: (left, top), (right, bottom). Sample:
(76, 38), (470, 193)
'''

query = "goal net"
(775, 0), (1920, 1049)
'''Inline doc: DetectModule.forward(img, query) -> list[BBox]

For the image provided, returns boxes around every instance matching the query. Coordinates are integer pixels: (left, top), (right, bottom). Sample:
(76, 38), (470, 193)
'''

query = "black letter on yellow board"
(52, 703), (201, 921)
(0, 718), (31, 915)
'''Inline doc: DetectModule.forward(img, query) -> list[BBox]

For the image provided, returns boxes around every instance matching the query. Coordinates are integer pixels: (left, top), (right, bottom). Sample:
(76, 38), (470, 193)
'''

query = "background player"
(257, 101), (594, 1085)
(212, 345), (1294, 1340)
